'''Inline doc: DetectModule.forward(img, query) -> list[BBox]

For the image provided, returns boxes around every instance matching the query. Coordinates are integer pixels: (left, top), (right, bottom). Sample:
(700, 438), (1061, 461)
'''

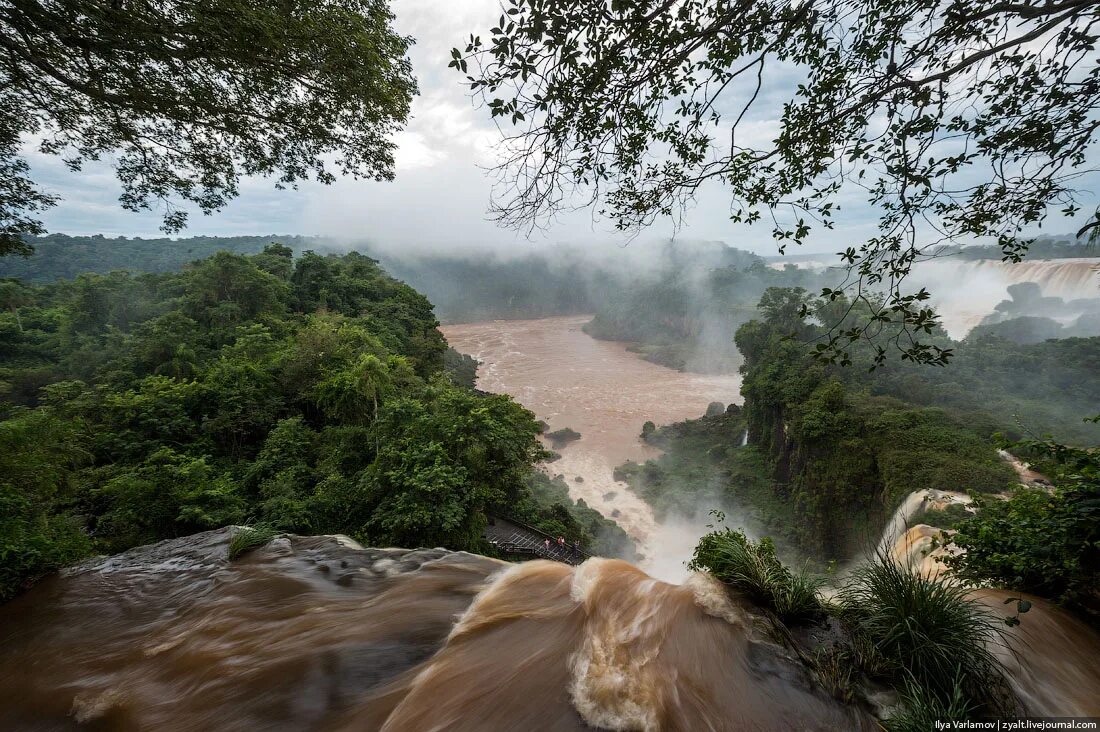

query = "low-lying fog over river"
(441, 315), (742, 580)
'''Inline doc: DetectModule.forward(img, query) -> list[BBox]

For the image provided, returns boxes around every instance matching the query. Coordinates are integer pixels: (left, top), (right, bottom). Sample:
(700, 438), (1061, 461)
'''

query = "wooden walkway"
(484, 516), (589, 566)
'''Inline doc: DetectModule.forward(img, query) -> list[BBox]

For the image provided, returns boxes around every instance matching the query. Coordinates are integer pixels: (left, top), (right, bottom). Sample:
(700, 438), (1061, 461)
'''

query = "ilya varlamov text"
(935, 720), (1099, 731)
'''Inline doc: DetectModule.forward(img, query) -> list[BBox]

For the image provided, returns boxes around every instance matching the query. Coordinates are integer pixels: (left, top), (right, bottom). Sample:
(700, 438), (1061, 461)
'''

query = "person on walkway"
(572, 540), (580, 558)
(543, 538), (551, 553)
(557, 536), (565, 550)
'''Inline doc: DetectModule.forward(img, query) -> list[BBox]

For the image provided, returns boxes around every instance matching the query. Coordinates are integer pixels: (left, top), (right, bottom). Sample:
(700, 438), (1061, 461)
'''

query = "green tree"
(95, 448), (243, 550)
(252, 243), (296, 281)
(443, 347), (479, 388)
(363, 439), (474, 548)
(315, 353), (395, 426)
(0, 280), (31, 331)
(1, 0), (416, 251)
(245, 417), (319, 531)
(183, 253), (289, 329)
(198, 327), (284, 458)
(357, 381), (545, 549)
(0, 247), (573, 600)
(46, 376), (206, 463)
(454, 1), (1100, 364)
(758, 287), (811, 332)
(0, 410), (91, 600)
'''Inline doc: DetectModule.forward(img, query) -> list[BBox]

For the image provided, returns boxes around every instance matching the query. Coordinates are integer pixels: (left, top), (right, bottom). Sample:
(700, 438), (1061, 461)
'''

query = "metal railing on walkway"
(484, 515), (590, 566)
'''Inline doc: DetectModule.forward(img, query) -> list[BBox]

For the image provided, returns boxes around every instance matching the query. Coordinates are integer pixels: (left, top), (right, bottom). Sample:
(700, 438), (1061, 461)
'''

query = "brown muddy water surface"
(442, 315), (742, 577)
(3, 528), (1095, 730)
(0, 529), (875, 731)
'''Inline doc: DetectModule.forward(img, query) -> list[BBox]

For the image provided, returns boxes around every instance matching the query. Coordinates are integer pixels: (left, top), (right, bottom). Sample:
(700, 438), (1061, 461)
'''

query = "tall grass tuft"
(228, 525), (277, 560)
(689, 529), (822, 624)
(885, 674), (975, 732)
(837, 552), (1008, 716)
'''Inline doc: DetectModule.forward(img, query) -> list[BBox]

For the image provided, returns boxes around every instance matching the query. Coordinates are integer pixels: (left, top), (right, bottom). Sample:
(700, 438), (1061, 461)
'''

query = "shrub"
(0, 497), (90, 601)
(0, 410), (92, 600)
(689, 528), (822, 624)
(885, 674), (974, 732)
(228, 525), (277, 560)
(837, 555), (1006, 712)
(919, 502), (971, 530)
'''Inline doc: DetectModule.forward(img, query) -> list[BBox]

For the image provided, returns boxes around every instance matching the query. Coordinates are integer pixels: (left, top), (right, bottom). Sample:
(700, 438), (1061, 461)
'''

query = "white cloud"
(392, 130), (447, 170)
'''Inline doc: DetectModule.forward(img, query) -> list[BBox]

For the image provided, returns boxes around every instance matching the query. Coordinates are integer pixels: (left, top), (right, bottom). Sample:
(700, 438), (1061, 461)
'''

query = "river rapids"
(0, 528), (874, 731)
(2, 526), (1097, 729)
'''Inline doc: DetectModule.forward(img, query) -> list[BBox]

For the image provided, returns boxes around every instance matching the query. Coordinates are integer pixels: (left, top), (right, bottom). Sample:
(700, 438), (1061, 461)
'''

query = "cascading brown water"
(881, 487), (1100, 716)
(974, 590), (1100, 717)
(0, 528), (875, 731)
(959, 258), (1100, 300)
(873, 488), (971, 560)
(0, 529), (500, 730)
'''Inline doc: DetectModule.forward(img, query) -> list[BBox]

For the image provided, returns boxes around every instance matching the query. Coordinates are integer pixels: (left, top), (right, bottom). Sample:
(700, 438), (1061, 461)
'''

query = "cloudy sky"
(26, 0), (1098, 257)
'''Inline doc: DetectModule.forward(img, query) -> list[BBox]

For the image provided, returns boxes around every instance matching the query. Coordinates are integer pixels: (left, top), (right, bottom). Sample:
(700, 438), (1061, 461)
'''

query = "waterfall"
(876, 489), (972, 561)
(2, 522), (1098, 725)
(909, 257), (1100, 338)
(875, 490), (932, 559)
(0, 529), (874, 731)
(997, 448), (1050, 486)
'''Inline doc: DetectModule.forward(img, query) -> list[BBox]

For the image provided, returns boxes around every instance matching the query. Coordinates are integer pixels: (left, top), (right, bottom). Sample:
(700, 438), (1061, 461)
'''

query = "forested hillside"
(0, 246), (629, 600)
(619, 287), (1100, 561)
(1, 234), (326, 282)
(4, 235), (808, 371)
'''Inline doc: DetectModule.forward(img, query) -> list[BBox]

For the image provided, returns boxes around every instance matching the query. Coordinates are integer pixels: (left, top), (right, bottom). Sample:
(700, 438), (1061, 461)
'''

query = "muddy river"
(441, 315), (743, 578)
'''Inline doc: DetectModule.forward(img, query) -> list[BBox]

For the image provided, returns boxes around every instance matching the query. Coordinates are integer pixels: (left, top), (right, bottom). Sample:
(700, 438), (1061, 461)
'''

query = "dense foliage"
(854, 335), (1100, 446)
(0, 234), (613, 320)
(622, 401), (1011, 562)
(733, 301), (1020, 557)
(627, 287), (1099, 561)
(945, 441), (1100, 621)
(616, 408), (778, 532)
(455, 1), (1100, 365)
(1, 0), (414, 248)
(0, 246), (616, 600)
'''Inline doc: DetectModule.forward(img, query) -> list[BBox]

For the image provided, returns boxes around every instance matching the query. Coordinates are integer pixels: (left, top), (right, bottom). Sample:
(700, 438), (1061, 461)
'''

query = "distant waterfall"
(910, 257), (1100, 338)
